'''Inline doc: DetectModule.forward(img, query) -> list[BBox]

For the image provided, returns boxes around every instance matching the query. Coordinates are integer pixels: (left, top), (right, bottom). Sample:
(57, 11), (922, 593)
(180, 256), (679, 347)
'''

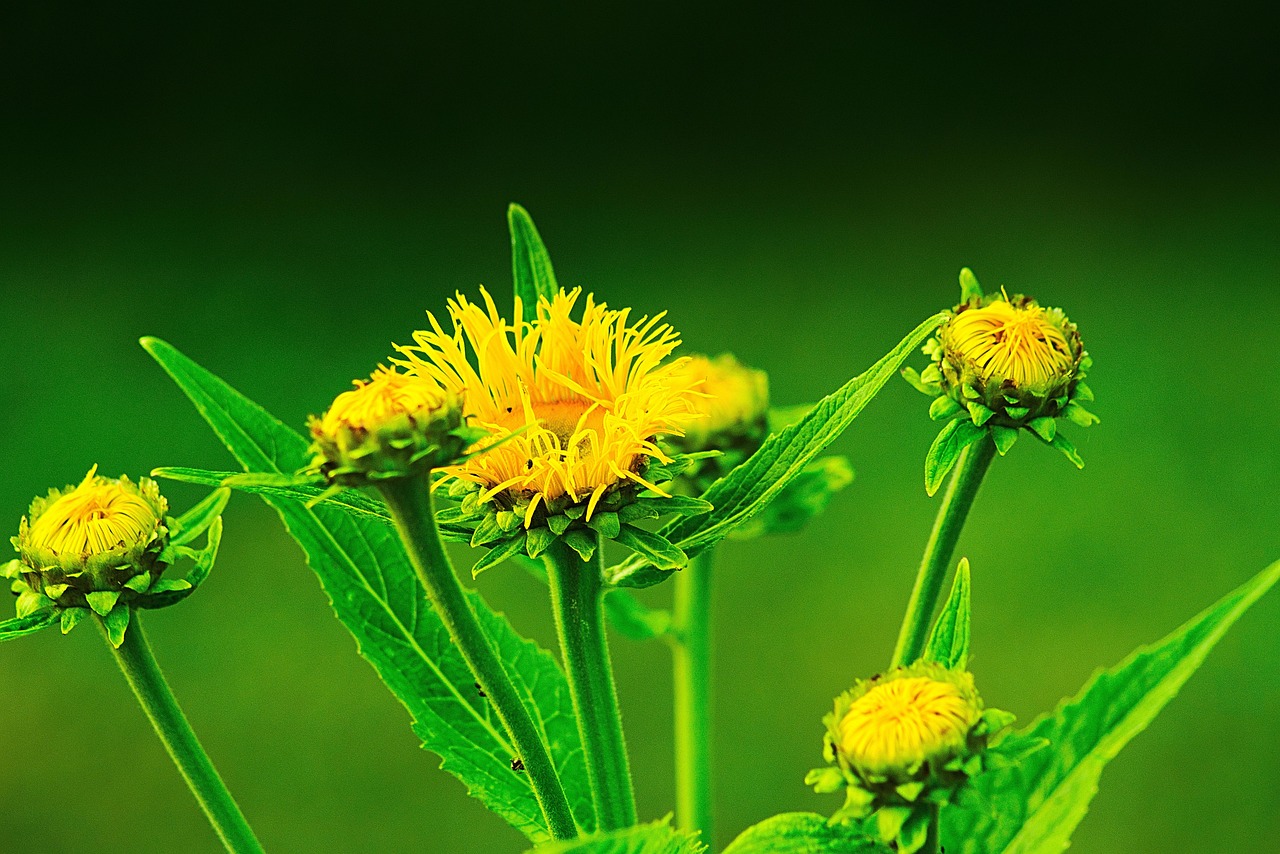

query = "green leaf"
(923, 557), (971, 669)
(142, 337), (595, 841)
(925, 419), (986, 496)
(959, 267), (984, 301)
(943, 558), (1280, 854)
(607, 314), (945, 587)
(155, 466), (390, 521)
(527, 817), (704, 854)
(722, 812), (888, 854)
(104, 604), (131, 648)
(612, 526), (687, 573)
(728, 455), (853, 541)
(168, 487), (230, 547)
(1027, 417), (1056, 443)
(60, 607), (89, 635)
(766, 403), (815, 432)
(86, 590), (120, 617)
(1049, 433), (1085, 469)
(139, 517), (223, 609)
(0, 610), (59, 643)
(509, 203), (559, 324)
(473, 536), (528, 577)
(991, 425), (1019, 456)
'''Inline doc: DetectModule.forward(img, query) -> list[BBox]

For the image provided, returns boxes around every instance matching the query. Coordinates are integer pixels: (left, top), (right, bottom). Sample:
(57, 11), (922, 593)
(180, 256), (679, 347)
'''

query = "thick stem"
(379, 478), (578, 840)
(891, 435), (997, 668)
(104, 612), (265, 854)
(922, 803), (941, 854)
(543, 538), (637, 830)
(671, 549), (713, 842)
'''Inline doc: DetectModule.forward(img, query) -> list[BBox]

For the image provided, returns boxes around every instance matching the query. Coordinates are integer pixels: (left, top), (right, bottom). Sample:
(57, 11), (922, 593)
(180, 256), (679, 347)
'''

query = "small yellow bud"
(940, 297), (1078, 395)
(665, 353), (769, 492)
(837, 675), (977, 775)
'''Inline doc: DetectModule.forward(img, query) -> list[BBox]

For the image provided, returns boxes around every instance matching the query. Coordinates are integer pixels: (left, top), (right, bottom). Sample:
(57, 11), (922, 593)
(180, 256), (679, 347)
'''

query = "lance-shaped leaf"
(606, 314), (946, 588)
(142, 337), (595, 841)
(727, 455), (854, 541)
(721, 813), (889, 854)
(527, 817), (704, 854)
(510, 203), (559, 323)
(168, 487), (230, 547)
(925, 418), (986, 497)
(0, 610), (60, 643)
(923, 558), (971, 669)
(942, 558), (1280, 854)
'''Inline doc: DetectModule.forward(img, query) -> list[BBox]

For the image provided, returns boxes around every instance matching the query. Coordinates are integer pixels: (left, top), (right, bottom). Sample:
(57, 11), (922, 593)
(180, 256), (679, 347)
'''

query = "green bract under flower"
(307, 366), (478, 486)
(904, 268), (1097, 488)
(806, 661), (1015, 854)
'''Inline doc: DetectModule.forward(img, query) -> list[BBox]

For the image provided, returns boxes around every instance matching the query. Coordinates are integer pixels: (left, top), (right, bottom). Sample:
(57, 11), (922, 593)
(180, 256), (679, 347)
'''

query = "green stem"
(543, 538), (637, 830)
(671, 549), (713, 842)
(104, 612), (265, 854)
(890, 435), (997, 668)
(922, 803), (941, 854)
(379, 478), (578, 840)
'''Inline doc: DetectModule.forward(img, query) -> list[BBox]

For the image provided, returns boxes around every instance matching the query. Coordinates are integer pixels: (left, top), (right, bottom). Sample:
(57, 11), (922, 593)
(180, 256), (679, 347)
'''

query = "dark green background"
(3, 4), (1278, 852)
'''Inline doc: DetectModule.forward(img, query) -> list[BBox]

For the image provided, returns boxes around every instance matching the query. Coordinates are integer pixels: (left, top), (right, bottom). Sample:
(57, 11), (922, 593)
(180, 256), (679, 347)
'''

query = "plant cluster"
(4, 206), (1277, 854)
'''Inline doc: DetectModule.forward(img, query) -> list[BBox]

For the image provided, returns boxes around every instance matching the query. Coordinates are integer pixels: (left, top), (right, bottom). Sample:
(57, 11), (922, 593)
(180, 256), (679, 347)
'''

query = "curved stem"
(671, 549), (713, 842)
(104, 612), (265, 854)
(543, 538), (637, 830)
(891, 435), (997, 668)
(379, 478), (578, 840)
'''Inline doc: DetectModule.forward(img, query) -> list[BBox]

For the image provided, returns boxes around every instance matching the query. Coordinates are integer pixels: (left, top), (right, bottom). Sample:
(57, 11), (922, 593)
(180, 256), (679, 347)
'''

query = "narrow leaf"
(509, 203), (559, 324)
(943, 558), (1280, 854)
(0, 610), (59, 643)
(722, 812), (888, 854)
(926, 419), (985, 496)
(142, 337), (595, 840)
(923, 558), (971, 669)
(527, 818), (705, 854)
(168, 487), (230, 547)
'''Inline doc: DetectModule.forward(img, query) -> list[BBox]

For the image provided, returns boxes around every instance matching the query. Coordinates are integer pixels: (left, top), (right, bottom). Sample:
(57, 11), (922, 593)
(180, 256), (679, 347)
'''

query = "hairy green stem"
(104, 612), (265, 854)
(671, 548), (713, 841)
(379, 478), (578, 840)
(923, 803), (941, 854)
(891, 435), (997, 668)
(543, 538), (637, 830)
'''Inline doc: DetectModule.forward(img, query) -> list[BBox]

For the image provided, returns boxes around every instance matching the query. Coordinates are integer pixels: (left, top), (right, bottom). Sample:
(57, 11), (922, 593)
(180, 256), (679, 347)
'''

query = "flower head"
(308, 366), (468, 485)
(837, 672), (978, 776)
(397, 287), (701, 524)
(941, 298), (1075, 392)
(664, 353), (769, 493)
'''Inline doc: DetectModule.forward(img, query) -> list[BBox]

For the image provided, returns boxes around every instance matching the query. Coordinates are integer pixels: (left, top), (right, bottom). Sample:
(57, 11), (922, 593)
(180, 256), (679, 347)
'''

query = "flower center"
(28, 483), (158, 557)
(838, 677), (972, 771)
(946, 301), (1073, 389)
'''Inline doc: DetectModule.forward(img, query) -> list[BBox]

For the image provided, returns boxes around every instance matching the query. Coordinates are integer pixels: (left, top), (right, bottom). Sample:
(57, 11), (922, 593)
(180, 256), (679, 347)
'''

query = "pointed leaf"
(722, 812), (889, 854)
(168, 487), (230, 547)
(728, 455), (853, 540)
(104, 604), (131, 648)
(943, 559), (1280, 854)
(959, 267), (984, 301)
(926, 419), (985, 496)
(86, 590), (120, 617)
(992, 425), (1019, 456)
(612, 525), (686, 572)
(142, 337), (596, 840)
(527, 818), (705, 854)
(474, 536), (528, 577)
(923, 558), (971, 669)
(60, 607), (89, 635)
(509, 203), (559, 324)
(0, 610), (59, 643)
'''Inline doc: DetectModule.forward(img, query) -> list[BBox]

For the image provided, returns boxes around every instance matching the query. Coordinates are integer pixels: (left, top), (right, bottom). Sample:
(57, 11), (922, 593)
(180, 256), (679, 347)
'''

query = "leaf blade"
(721, 812), (889, 854)
(510, 203), (559, 323)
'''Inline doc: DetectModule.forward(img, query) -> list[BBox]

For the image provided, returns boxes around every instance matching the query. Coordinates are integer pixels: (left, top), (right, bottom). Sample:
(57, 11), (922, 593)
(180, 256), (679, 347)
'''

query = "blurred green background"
(3, 3), (1278, 852)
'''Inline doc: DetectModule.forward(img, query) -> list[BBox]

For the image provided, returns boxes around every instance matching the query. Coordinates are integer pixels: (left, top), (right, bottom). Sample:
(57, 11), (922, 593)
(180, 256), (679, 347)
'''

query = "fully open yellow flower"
(942, 298), (1075, 391)
(397, 287), (700, 523)
(838, 675), (977, 775)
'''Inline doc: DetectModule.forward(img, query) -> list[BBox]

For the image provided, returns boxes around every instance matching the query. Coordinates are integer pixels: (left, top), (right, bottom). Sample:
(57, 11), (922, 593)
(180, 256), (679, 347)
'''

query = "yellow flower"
(837, 675), (977, 775)
(671, 353), (768, 448)
(308, 366), (467, 484)
(942, 298), (1075, 391)
(396, 287), (700, 523)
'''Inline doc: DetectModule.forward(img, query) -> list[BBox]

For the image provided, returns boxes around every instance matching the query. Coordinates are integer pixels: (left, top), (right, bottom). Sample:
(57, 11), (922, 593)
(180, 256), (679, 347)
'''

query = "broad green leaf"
(727, 455), (853, 541)
(606, 314), (945, 587)
(943, 558), (1280, 854)
(510, 203), (559, 323)
(721, 813), (888, 854)
(925, 419), (985, 496)
(142, 337), (595, 841)
(528, 818), (704, 854)
(168, 487), (230, 547)
(0, 610), (59, 643)
(923, 558), (971, 669)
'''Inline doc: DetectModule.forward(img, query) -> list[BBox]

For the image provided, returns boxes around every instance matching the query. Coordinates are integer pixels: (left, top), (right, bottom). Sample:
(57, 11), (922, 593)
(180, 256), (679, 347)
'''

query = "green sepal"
(0, 610), (60, 643)
(805, 766), (845, 794)
(136, 516), (221, 610)
(43, 583), (71, 600)
(1050, 433), (1085, 468)
(895, 781), (925, 802)
(1, 559), (21, 580)
(447, 478), (475, 498)
(561, 529), (597, 563)
(586, 511), (621, 539)
(546, 513), (572, 536)
(16, 590), (52, 618)
(168, 487), (230, 547)
(495, 510), (522, 532)
(922, 558), (971, 669)
(897, 808), (931, 854)
(901, 367), (937, 395)
(929, 396), (961, 421)
(123, 573), (153, 594)
(617, 502), (660, 525)
(958, 267), (983, 301)
(524, 526), (557, 559)
(86, 590), (121, 617)
(1027, 416), (1057, 442)
(647, 495), (714, 516)
(966, 402), (995, 427)
(563, 504), (587, 521)
(104, 604), (131, 648)
(1074, 381), (1094, 402)
(473, 536), (526, 577)
(613, 525), (686, 571)
(148, 579), (193, 594)
(61, 607), (89, 635)
(1004, 405), (1030, 420)
(991, 425), (1019, 456)
(1063, 401), (1100, 427)
(875, 806), (911, 842)
(470, 514), (507, 548)
(925, 419), (986, 496)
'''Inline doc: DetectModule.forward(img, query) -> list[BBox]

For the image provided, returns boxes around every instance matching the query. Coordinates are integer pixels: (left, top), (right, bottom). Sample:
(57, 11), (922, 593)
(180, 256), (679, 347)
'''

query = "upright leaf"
(721, 813), (889, 854)
(528, 818), (704, 854)
(943, 558), (1280, 854)
(510, 203), (560, 323)
(0, 611), (59, 643)
(142, 338), (594, 840)
(923, 558), (971, 669)
(607, 314), (946, 588)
